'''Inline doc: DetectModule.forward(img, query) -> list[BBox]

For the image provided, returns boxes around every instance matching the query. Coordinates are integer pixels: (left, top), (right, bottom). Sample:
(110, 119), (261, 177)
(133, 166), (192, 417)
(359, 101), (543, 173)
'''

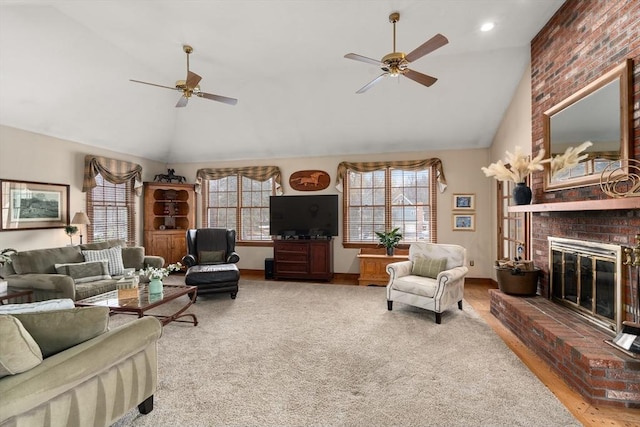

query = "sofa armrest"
(0, 316), (162, 425)
(181, 254), (196, 268)
(437, 266), (468, 286)
(227, 252), (240, 264)
(5, 274), (76, 301)
(144, 255), (165, 269)
(386, 260), (413, 282)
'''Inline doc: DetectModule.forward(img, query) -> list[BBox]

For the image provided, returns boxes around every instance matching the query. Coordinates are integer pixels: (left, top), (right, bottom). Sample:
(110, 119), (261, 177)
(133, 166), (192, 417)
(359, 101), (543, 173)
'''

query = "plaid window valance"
(82, 155), (143, 196)
(195, 166), (283, 195)
(335, 158), (447, 193)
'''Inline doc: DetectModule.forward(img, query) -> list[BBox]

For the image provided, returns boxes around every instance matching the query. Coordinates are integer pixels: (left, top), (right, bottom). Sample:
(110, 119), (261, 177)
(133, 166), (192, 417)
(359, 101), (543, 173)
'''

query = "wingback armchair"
(386, 242), (468, 324)
(182, 228), (240, 299)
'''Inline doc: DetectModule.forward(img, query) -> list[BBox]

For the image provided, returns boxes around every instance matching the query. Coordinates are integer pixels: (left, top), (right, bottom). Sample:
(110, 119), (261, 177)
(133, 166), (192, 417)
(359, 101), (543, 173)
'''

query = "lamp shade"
(71, 211), (90, 225)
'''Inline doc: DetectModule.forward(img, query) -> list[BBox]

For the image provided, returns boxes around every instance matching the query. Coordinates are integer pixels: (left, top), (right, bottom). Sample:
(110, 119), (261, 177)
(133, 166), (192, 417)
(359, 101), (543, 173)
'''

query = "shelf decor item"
(481, 143), (592, 205)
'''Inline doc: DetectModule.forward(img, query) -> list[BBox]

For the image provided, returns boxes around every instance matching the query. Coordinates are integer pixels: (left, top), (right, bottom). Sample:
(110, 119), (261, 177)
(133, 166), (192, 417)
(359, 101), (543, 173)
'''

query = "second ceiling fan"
(345, 12), (448, 94)
(130, 45), (238, 107)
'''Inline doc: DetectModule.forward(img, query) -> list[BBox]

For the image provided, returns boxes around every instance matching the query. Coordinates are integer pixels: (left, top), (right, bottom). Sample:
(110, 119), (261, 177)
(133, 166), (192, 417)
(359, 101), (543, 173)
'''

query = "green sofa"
(1, 240), (164, 301)
(0, 302), (162, 427)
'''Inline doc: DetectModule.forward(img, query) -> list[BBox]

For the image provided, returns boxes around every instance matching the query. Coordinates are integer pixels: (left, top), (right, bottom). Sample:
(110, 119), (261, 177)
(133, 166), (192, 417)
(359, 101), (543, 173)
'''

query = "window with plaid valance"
(196, 166), (282, 243)
(336, 158), (446, 245)
(82, 155), (142, 245)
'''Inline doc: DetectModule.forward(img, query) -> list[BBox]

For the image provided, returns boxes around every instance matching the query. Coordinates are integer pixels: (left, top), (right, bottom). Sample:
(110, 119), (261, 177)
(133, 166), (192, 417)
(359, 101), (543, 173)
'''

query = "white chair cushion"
(0, 298), (75, 315)
(391, 275), (438, 298)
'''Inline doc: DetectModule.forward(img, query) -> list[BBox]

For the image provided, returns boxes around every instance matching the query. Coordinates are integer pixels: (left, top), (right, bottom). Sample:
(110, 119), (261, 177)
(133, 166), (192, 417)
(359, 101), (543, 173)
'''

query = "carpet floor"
(111, 279), (579, 427)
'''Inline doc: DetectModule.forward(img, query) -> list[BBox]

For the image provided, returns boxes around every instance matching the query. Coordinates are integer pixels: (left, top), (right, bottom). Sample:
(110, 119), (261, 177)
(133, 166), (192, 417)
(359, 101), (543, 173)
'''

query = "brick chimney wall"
(530, 0), (640, 302)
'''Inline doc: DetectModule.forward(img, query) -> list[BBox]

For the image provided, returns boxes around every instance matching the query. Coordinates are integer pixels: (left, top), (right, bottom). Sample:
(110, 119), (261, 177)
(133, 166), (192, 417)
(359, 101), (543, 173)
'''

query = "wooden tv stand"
(273, 238), (333, 281)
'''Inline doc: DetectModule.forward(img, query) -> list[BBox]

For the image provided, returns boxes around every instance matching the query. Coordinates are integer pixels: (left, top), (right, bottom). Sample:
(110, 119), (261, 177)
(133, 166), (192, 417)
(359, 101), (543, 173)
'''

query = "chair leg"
(230, 292), (237, 299)
(435, 312), (442, 324)
(138, 395), (154, 415)
(458, 300), (463, 310)
(387, 300), (393, 311)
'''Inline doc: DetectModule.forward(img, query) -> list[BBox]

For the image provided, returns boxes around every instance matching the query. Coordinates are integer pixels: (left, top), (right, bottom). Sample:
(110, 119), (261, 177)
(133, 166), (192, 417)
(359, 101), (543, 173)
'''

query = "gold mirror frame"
(543, 59), (632, 191)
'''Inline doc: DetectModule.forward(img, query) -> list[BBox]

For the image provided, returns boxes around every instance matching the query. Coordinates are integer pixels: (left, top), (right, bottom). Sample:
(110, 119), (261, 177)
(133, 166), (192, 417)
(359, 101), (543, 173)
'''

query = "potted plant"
(375, 227), (403, 256)
(64, 225), (78, 245)
(494, 243), (540, 296)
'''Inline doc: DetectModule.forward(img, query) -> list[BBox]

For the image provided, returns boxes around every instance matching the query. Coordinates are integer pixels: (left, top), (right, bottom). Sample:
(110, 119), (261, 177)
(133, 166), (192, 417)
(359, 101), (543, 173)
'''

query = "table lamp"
(71, 211), (91, 245)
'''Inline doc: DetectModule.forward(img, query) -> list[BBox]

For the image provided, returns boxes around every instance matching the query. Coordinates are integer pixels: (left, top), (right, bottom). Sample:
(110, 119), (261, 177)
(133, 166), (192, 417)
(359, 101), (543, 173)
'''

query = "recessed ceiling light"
(480, 22), (495, 32)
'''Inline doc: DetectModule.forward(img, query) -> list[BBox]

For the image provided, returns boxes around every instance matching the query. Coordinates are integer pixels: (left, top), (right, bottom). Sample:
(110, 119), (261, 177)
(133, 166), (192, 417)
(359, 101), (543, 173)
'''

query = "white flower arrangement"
(140, 262), (183, 280)
(481, 141), (593, 184)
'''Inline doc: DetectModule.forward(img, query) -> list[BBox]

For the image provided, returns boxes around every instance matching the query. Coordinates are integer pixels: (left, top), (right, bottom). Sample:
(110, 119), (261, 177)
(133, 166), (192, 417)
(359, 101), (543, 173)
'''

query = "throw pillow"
(199, 250), (226, 264)
(0, 315), (43, 378)
(412, 257), (447, 279)
(121, 246), (145, 270)
(54, 260), (111, 284)
(82, 246), (125, 276)
(13, 306), (109, 358)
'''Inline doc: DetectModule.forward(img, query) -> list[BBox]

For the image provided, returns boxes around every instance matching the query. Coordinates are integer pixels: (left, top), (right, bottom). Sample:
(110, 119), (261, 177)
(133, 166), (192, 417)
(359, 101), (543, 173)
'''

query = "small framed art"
(452, 213), (475, 231)
(0, 179), (70, 231)
(452, 193), (475, 210)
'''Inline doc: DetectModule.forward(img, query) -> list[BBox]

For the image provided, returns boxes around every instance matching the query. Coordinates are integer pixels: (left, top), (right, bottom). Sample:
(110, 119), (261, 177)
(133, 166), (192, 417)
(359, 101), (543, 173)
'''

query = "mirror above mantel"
(543, 59), (632, 191)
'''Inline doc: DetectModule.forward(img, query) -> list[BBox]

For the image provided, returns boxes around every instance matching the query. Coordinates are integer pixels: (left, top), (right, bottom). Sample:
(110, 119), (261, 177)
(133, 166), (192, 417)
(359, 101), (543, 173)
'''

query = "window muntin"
(86, 173), (135, 245)
(204, 175), (274, 242)
(344, 167), (436, 244)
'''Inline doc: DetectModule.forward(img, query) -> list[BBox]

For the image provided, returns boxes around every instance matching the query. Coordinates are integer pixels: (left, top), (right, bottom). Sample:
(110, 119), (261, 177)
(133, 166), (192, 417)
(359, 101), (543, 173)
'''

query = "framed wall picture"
(0, 179), (70, 231)
(452, 193), (475, 210)
(452, 213), (475, 231)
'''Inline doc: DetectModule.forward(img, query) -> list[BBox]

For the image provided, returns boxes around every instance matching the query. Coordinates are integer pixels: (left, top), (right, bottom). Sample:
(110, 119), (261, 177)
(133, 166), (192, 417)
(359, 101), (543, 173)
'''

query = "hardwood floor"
(241, 271), (640, 426)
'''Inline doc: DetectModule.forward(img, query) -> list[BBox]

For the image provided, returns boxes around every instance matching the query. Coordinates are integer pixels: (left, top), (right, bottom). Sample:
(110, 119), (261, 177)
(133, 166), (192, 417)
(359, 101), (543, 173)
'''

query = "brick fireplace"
(491, 0), (640, 408)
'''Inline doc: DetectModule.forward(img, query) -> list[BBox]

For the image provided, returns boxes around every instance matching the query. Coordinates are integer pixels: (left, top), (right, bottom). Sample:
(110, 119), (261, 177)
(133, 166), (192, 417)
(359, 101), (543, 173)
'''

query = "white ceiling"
(0, 0), (564, 163)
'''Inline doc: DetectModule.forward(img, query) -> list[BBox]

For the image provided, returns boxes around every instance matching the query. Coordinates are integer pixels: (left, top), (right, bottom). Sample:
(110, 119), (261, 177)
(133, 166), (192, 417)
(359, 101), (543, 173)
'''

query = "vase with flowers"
(139, 262), (183, 294)
(481, 142), (593, 205)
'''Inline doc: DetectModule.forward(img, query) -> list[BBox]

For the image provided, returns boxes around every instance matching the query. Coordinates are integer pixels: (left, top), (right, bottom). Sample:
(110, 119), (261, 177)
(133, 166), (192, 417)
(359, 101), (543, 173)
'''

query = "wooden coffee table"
(75, 284), (198, 326)
(0, 289), (34, 304)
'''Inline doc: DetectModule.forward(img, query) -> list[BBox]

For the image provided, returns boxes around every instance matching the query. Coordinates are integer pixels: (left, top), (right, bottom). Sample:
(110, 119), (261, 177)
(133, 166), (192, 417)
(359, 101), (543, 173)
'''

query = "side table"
(357, 248), (410, 286)
(0, 289), (34, 304)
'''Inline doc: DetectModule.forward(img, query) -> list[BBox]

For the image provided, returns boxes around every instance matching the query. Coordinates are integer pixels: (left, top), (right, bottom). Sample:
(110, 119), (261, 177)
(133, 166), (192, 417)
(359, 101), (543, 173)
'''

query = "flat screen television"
(269, 195), (338, 238)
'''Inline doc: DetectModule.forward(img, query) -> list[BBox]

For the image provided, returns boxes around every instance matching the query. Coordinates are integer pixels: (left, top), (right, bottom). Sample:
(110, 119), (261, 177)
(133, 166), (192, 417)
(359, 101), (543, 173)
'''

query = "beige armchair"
(386, 242), (468, 324)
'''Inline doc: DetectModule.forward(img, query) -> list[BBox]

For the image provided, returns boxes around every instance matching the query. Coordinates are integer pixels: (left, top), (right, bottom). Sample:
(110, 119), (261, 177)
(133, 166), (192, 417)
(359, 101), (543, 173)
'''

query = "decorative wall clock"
(289, 170), (330, 191)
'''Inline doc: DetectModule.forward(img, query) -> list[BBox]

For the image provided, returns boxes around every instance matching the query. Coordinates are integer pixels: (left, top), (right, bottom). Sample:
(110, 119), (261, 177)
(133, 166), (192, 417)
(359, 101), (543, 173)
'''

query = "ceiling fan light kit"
(130, 44), (238, 107)
(344, 12), (448, 93)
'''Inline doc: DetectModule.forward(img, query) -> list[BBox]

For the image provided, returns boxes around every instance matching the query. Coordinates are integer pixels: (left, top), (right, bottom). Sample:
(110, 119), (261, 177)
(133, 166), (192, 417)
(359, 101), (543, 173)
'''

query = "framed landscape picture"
(0, 179), (69, 231)
(453, 193), (475, 210)
(452, 213), (475, 231)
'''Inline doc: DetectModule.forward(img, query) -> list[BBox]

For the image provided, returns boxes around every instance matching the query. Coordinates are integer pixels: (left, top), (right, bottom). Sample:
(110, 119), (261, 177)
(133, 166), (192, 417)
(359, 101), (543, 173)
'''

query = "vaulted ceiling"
(0, 0), (564, 163)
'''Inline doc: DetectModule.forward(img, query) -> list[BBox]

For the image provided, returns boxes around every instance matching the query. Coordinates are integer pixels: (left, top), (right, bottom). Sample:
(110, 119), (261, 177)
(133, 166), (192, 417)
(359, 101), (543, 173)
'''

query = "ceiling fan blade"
(405, 33), (449, 63)
(176, 96), (188, 108)
(403, 69), (438, 87)
(344, 53), (382, 66)
(197, 92), (238, 106)
(186, 71), (202, 89)
(355, 73), (387, 94)
(130, 79), (180, 91)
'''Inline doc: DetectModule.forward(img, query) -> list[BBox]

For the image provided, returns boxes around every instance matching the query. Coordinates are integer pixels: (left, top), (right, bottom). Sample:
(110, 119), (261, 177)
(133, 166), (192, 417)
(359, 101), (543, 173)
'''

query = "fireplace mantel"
(508, 198), (638, 212)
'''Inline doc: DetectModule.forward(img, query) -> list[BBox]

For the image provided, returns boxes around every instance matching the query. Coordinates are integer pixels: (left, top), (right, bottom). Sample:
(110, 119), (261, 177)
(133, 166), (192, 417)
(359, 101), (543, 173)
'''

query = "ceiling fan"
(344, 12), (448, 94)
(130, 45), (237, 107)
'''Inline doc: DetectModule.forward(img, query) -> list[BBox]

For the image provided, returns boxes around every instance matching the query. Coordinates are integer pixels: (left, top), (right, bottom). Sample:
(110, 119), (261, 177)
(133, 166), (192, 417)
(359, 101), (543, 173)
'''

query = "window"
(344, 167), (436, 245)
(86, 173), (135, 245)
(497, 180), (529, 260)
(203, 175), (275, 242)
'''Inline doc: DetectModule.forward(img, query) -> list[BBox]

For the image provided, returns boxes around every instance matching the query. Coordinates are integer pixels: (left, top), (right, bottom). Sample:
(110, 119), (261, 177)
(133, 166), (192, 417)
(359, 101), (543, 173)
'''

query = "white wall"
(170, 147), (494, 278)
(0, 124), (496, 278)
(486, 63), (533, 276)
(0, 125), (164, 251)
